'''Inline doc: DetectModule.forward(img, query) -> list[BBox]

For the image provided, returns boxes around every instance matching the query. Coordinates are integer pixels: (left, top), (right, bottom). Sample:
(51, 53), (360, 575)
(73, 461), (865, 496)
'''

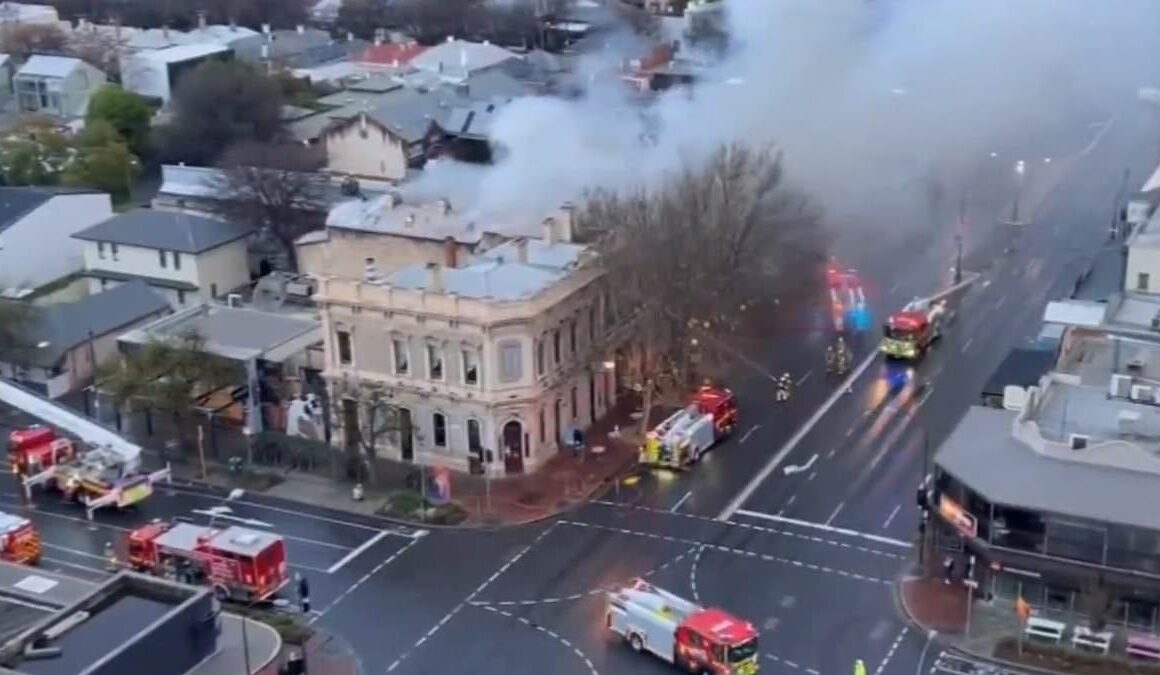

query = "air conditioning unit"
(1110, 374), (1132, 398)
(226, 293), (242, 308)
(285, 277), (315, 298)
(1069, 434), (1090, 450)
(1131, 384), (1152, 401)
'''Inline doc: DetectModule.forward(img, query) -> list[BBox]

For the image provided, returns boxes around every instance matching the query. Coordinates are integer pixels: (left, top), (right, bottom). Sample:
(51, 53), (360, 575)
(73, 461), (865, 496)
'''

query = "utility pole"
(1111, 168), (1130, 240)
(953, 234), (963, 285)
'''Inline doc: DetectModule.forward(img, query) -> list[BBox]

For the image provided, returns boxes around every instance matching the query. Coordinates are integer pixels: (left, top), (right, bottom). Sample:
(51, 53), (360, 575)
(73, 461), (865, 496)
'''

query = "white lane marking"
(40, 556), (106, 577)
(561, 520), (891, 585)
(326, 530), (390, 573)
(311, 537), (422, 624)
(960, 337), (974, 353)
(690, 545), (706, 604)
(796, 370), (813, 387)
(192, 508), (273, 529)
(786, 495), (797, 507)
(41, 543), (105, 561)
(807, 471), (818, 481)
(915, 387), (934, 409)
(0, 496), (130, 531)
(191, 509), (359, 552)
(883, 504), (901, 529)
(733, 509), (911, 548)
(670, 491), (693, 513)
(1081, 113), (1117, 156)
(739, 424), (760, 444)
(783, 453), (818, 476)
(875, 626), (910, 675)
(477, 605), (599, 675)
(825, 501), (845, 526)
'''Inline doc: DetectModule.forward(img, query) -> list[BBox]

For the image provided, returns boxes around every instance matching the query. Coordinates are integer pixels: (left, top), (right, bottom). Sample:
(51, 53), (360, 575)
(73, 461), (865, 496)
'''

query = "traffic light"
(916, 485), (928, 510)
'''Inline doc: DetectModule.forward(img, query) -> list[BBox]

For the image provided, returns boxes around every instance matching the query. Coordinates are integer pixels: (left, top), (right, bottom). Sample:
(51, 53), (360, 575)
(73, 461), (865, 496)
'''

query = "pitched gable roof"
(72, 209), (255, 254)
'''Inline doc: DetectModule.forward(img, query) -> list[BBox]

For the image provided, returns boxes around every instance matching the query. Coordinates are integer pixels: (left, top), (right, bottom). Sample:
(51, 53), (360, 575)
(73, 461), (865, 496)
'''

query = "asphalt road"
(0, 95), (1154, 675)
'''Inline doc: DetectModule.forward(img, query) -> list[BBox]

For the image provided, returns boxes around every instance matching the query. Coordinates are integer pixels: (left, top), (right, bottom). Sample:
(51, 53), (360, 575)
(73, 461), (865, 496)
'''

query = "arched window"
(466, 418), (482, 453)
(432, 412), (447, 447)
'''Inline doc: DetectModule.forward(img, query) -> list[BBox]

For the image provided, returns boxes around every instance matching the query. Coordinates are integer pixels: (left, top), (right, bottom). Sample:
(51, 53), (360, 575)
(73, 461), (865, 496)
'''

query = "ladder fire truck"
(607, 579), (759, 674)
(0, 512), (41, 565)
(7, 425), (171, 520)
(881, 298), (948, 360)
(126, 520), (290, 603)
(640, 386), (738, 469)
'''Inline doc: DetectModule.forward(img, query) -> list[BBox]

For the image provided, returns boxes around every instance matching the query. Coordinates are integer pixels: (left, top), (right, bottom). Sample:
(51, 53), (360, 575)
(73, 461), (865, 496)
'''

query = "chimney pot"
(542, 217), (557, 246)
(261, 23), (271, 34)
(443, 236), (458, 268)
(197, 11), (206, 29)
(425, 262), (443, 292)
(296, 24), (305, 35)
(438, 198), (451, 215)
(515, 238), (529, 264)
(347, 31), (354, 43)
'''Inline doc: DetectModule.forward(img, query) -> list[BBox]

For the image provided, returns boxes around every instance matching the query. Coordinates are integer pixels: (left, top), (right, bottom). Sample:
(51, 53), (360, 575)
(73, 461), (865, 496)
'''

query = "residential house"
(0, 281), (169, 398)
(1124, 175), (1160, 295)
(409, 38), (521, 79)
(353, 40), (429, 70)
(232, 25), (366, 71)
(298, 194), (568, 280)
(72, 209), (256, 308)
(14, 55), (106, 118)
(320, 89), (446, 182)
(314, 214), (621, 475)
(121, 43), (232, 104)
(0, 187), (113, 298)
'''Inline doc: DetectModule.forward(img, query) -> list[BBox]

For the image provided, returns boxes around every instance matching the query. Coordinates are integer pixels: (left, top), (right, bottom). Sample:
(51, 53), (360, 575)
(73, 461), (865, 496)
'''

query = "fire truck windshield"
(885, 324), (920, 342)
(729, 638), (758, 662)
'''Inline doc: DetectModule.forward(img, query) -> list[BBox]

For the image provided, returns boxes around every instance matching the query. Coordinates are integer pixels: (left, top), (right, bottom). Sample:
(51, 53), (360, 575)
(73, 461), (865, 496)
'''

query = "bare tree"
(0, 300), (33, 364)
(0, 23), (68, 60)
(579, 143), (827, 426)
(329, 376), (405, 487)
(210, 141), (329, 272)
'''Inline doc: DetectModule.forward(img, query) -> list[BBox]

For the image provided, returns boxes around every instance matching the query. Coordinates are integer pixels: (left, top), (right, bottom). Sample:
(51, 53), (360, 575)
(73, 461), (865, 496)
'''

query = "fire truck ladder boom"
(21, 467), (59, 499)
(83, 465), (172, 520)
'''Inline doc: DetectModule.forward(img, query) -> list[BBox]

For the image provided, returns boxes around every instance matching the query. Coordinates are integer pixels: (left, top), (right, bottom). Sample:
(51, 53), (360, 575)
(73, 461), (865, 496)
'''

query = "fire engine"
(881, 298), (947, 360)
(7, 426), (171, 519)
(640, 386), (738, 469)
(0, 512), (41, 565)
(127, 520), (289, 602)
(827, 259), (867, 333)
(607, 579), (759, 674)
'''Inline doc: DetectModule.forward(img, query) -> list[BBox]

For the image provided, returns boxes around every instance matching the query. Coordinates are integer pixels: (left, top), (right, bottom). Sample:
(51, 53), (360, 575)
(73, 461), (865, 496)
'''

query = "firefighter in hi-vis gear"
(776, 373), (792, 401)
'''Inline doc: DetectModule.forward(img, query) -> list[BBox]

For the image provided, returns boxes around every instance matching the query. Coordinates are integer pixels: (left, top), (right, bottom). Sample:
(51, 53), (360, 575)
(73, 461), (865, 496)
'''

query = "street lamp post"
(953, 234), (963, 285)
(1010, 160), (1026, 225)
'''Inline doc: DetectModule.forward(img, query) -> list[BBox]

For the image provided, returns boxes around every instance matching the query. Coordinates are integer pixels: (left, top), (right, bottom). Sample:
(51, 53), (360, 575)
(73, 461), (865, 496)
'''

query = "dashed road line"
(883, 504), (901, 529)
(739, 424), (760, 444)
(590, 500), (903, 559)
(670, 491), (692, 513)
(477, 605), (599, 675)
(796, 370), (813, 387)
(825, 501), (845, 526)
(875, 626), (909, 675)
(733, 508), (911, 549)
(385, 524), (558, 672)
(764, 652), (820, 675)
(562, 520), (891, 585)
(690, 545), (706, 604)
(310, 537), (421, 624)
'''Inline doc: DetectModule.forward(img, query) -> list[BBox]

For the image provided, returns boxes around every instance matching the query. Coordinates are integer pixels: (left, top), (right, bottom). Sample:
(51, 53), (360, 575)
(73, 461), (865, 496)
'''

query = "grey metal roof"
(364, 90), (453, 143)
(72, 209), (254, 254)
(935, 406), (1160, 531)
(410, 40), (519, 76)
(0, 188), (53, 235)
(13, 281), (170, 368)
(83, 268), (199, 292)
(16, 55), (81, 79)
(385, 260), (569, 301)
(118, 303), (321, 362)
(232, 31), (367, 69)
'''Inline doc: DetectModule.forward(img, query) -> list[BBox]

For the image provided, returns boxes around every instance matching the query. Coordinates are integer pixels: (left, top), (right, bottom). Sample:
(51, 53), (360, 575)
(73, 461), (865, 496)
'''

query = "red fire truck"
(0, 512), (41, 565)
(126, 520), (289, 602)
(607, 579), (759, 674)
(7, 426), (76, 476)
(881, 298), (948, 360)
(640, 386), (738, 469)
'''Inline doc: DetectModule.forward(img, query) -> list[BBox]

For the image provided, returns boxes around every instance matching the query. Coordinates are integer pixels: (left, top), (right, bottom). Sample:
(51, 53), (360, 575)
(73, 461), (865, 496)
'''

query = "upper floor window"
(427, 342), (444, 380)
(432, 412), (447, 447)
(462, 348), (480, 386)
(392, 337), (409, 375)
(588, 306), (596, 341)
(552, 329), (561, 364)
(535, 339), (544, 377)
(498, 340), (522, 383)
(337, 330), (353, 365)
(159, 249), (168, 268)
(569, 320), (577, 353)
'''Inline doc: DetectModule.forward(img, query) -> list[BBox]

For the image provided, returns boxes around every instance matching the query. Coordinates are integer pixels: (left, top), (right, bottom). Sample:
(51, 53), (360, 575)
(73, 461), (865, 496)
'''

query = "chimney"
(197, 10), (206, 30)
(438, 198), (451, 215)
(443, 236), (458, 268)
(229, 18), (237, 31)
(162, 24), (170, 41)
(558, 202), (575, 243)
(515, 238), (529, 264)
(425, 262), (443, 292)
(542, 217), (557, 246)
(261, 43), (269, 60)
(113, 16), (121, 39)
(374, 28), (385, 45)
(296, 24), (305, 35)
(404, 213), (415, 227)
(446, 35), (455, 43)
(347, 31), (354, 43)
(359, 111), (367, 133)
(386, 192), (402, 209)
(261, 22), (271, 35)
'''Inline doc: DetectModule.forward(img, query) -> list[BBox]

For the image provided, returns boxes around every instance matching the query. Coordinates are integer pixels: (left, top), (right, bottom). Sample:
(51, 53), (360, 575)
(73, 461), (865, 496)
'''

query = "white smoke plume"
(406, 0), (1160, 229)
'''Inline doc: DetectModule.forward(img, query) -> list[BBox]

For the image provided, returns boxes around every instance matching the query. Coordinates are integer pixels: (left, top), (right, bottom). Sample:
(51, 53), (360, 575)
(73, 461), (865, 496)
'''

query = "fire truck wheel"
(628, 633), (644, 652)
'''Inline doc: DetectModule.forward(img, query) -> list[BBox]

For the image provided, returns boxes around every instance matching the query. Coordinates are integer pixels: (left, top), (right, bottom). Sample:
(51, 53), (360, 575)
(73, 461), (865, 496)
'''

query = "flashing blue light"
(848, 305), (873, 332)
(886, 364), (913, 388)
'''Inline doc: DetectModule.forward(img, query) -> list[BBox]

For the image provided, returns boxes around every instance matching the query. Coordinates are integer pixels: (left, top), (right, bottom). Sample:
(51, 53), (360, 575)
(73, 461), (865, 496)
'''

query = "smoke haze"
(407, 0), (1160, 230)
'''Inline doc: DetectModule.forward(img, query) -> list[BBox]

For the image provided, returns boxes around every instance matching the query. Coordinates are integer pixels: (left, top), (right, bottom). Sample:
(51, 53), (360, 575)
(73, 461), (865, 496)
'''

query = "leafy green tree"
(87, 86), (153, 155)
(154, 60), (285, 166)
(63, 121), (141, 200)
(97, 332), (239, 451)
(0, 300), (34, 365)
(0, 118), (73, 186)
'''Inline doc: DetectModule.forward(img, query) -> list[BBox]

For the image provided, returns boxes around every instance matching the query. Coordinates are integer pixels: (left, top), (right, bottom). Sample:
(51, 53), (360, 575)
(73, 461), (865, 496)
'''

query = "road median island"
(995, 637), (1160, 675)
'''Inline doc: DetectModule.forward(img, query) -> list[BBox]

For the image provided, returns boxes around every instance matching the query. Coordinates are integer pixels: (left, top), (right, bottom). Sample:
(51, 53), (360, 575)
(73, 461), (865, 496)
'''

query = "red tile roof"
(356, 42), (429, 66)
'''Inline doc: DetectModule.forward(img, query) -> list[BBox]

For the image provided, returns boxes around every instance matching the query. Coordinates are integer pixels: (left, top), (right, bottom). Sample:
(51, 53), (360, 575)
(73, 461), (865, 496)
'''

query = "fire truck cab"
(127, 520), (289, 602)
(0, 512), (41, 565)
(882, 298), (946, 360)
(7, 426), (76, 476)
(640, 386), (738, 469)
(607, 579), (759, 674)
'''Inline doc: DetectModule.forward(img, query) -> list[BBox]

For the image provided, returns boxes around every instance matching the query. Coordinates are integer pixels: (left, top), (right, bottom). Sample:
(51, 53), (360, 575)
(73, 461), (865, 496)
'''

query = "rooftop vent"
(364, 257), (383, 283)
(1131, 384), (1152, 402)
(1069, 433), (1089, 450)
(1110, 373), (1132, 398)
